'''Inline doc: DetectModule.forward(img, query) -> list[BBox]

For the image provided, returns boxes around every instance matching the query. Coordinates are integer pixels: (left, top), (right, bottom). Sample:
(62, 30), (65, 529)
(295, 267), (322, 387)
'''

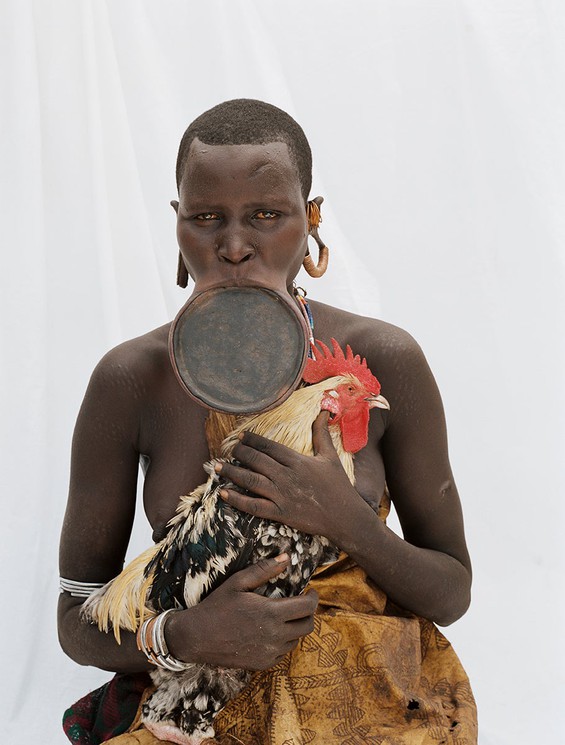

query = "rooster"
(82, 339), (389, 744)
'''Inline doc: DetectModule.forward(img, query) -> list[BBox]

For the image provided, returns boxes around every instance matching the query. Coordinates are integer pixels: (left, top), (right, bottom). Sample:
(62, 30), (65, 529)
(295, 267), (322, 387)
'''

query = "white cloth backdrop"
(1, 1), (563, 742)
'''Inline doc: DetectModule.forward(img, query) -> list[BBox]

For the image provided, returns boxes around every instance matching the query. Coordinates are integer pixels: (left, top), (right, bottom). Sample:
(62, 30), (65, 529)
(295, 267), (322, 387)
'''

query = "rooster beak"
(365, 394), (390, 410)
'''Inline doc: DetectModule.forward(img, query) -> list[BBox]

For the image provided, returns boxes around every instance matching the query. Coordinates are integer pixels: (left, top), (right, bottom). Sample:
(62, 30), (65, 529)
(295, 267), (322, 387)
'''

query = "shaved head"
(175, 99), (312, 200)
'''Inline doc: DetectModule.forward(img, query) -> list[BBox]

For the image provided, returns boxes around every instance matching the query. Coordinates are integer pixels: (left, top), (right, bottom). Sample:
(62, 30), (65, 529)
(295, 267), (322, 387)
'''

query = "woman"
(59, 99), (477, 744)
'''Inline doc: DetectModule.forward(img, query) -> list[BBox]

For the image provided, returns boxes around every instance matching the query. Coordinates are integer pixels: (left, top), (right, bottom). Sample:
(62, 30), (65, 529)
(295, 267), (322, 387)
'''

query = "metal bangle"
(59, 577), (105, 598)
(136, 609), (190, 671)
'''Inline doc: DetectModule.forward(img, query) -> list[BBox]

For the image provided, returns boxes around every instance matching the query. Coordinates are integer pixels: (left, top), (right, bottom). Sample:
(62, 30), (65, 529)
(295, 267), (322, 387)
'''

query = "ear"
(170, 199), (179, 214)
(177, 252), (189, 288)
(311, 195), (324, 208)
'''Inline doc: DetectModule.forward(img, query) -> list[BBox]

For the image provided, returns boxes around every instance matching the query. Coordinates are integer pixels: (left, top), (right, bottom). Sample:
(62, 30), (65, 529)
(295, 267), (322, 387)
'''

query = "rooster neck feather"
(220, 376), (355, 485)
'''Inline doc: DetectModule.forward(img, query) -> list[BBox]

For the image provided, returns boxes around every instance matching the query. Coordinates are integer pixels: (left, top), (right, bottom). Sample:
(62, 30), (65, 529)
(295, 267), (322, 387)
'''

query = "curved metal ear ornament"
(304, 200), (329, 278)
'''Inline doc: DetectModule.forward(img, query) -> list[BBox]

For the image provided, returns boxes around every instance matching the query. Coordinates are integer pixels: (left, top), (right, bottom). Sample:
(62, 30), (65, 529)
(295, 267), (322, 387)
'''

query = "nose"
(217, 227), (255, 264)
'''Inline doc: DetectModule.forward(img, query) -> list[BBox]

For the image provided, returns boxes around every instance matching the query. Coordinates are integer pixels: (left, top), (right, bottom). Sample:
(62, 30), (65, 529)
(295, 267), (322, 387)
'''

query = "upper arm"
(378, 331), (471, 574)
(59, 346), (143, 583)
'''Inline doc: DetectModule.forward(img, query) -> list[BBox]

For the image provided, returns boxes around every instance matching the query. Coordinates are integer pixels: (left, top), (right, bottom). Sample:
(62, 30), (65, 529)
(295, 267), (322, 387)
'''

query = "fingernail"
(220, 490), (229, 499)
(214, 463), (223, 473)
(238, 432), (245, 441)
(275, 553), (289, 563)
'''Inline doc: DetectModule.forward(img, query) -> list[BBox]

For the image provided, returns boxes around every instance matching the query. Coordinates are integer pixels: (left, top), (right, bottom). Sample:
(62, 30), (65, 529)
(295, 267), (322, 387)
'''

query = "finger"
(273, 590), (319, 621)
(274, 648), (295, 664)
(278, 638), (303, 657)
(220, 489), (281, 520)
(239, 431), (297, 467)
(283, 616), (316, 642)
(227, 555), (289, 592)
(232, 442), (283, 479)
(312, 411), (338, 457)
(217, 461), (273, 497)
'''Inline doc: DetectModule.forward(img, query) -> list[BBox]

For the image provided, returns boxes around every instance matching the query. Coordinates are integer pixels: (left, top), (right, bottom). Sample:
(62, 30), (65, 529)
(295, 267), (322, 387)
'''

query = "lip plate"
(170, 286), (309, 415)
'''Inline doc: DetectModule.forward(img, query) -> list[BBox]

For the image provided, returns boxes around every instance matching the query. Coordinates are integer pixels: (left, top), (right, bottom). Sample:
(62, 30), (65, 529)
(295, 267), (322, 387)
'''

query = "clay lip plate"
(170, 286), (309, 415)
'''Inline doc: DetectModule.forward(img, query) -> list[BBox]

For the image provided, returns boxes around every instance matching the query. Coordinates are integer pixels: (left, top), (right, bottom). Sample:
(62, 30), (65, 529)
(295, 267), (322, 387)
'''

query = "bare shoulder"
(90, 323), (172, 391)
(63, 324), (179, 576)
(309, 299), (425, 374)
(74, 323), (175, 457)
(308, 299), (439, 431)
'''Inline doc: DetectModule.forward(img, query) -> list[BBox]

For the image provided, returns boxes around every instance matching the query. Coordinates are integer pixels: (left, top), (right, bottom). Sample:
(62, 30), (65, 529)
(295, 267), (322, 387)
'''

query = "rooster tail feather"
(81, 477), (230, 642)
(81, 544), (160, 643)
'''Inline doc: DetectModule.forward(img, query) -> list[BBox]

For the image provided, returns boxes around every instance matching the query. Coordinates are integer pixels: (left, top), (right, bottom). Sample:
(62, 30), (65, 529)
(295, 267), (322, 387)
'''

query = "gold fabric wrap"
(106, 554), (477, 744)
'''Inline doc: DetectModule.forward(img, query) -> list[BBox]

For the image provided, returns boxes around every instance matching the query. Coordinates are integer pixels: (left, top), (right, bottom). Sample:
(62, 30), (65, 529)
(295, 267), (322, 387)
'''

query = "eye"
(194, 212), (220, 221)
(252, 210), (279, 220)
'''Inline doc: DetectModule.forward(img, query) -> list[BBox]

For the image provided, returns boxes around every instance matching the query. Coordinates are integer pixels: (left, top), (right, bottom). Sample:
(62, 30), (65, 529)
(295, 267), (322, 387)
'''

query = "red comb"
(303, 338), (381, 394)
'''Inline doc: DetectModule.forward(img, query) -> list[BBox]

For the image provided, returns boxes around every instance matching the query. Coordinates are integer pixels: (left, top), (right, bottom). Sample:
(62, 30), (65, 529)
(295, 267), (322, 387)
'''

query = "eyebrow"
(182, 197), (296, 212)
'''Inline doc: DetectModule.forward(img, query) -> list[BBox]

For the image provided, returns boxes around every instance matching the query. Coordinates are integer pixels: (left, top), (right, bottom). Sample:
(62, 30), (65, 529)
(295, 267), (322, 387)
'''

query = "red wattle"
(339, 406), (370, 454)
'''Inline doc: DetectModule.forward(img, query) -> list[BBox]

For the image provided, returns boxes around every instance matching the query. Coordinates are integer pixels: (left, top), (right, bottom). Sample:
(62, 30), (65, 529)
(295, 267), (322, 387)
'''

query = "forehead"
(180, 139), (302, 199)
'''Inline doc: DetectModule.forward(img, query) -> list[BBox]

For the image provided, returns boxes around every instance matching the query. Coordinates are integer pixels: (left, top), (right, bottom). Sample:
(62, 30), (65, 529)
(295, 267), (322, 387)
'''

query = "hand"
(216, 411), (361, 543)
(166, 555), (319, 670)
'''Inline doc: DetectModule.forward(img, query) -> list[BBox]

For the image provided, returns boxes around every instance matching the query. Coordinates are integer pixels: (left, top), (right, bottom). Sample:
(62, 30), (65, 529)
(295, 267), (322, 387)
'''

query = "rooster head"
(303, 339), (390, 454)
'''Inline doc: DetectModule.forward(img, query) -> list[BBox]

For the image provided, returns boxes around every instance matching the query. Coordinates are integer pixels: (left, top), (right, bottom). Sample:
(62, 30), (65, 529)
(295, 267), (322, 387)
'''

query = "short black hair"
(175, 99), (312, 200)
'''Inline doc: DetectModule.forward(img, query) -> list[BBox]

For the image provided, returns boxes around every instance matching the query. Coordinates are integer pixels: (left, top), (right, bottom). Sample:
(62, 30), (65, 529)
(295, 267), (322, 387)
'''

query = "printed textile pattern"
(209, 557), (477, 745)
(101, 557), (477, 745)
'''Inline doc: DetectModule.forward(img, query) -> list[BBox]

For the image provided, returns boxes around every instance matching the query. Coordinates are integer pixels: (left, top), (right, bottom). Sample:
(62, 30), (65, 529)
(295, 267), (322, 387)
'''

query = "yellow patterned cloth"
(106, 555), (477, 745)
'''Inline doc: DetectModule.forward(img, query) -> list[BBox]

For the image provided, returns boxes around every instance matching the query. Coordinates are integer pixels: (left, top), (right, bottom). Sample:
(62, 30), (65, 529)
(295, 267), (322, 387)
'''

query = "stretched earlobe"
(172, 201), (189, 287)
(177, 252), (189, 288)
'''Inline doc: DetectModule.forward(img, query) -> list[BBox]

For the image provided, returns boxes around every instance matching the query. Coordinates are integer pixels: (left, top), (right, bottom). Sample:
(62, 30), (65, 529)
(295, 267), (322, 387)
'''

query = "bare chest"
(139, 377), (387, 542)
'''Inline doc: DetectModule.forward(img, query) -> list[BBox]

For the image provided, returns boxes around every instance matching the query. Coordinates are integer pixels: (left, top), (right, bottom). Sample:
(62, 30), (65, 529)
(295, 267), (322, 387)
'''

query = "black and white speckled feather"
(83, 376), (363, 744)
(137, 454), (340, 743)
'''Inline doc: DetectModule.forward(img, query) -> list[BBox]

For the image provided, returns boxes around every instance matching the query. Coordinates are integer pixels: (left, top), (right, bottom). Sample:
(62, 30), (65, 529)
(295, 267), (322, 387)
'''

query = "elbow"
(434, 572), (472, 627)
(58, 627), (85, 666)
(58, 620), (82, 665)
(435, 590), (471, 627)
(57, 594), (89, 666)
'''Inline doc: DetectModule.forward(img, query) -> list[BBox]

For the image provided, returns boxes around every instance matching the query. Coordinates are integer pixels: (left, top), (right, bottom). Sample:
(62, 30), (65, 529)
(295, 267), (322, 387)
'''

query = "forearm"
(333, 497), (471, 626)
(58, 594), (152, 674)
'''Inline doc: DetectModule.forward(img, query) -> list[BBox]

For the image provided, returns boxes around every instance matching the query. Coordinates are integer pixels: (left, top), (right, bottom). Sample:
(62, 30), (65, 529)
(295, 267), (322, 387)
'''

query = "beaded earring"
(304, 199), (329, 278)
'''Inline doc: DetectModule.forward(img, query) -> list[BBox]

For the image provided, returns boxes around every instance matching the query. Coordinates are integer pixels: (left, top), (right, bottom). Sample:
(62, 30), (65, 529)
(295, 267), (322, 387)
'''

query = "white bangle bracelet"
(137, 609), (190, 672)
(59, 577), (105, 598)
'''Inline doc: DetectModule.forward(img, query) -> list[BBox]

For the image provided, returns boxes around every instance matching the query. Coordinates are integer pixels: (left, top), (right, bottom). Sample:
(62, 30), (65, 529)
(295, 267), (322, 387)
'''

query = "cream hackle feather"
(221, 375), (355, 483)
(82, 375), (356, 640)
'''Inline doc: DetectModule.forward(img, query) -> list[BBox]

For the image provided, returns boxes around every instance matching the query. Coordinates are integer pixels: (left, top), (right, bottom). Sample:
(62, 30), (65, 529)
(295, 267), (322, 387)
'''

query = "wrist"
(164, 606), (201, 664)
(136, 609), (192, 671)
(331, 491), (383, 552)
